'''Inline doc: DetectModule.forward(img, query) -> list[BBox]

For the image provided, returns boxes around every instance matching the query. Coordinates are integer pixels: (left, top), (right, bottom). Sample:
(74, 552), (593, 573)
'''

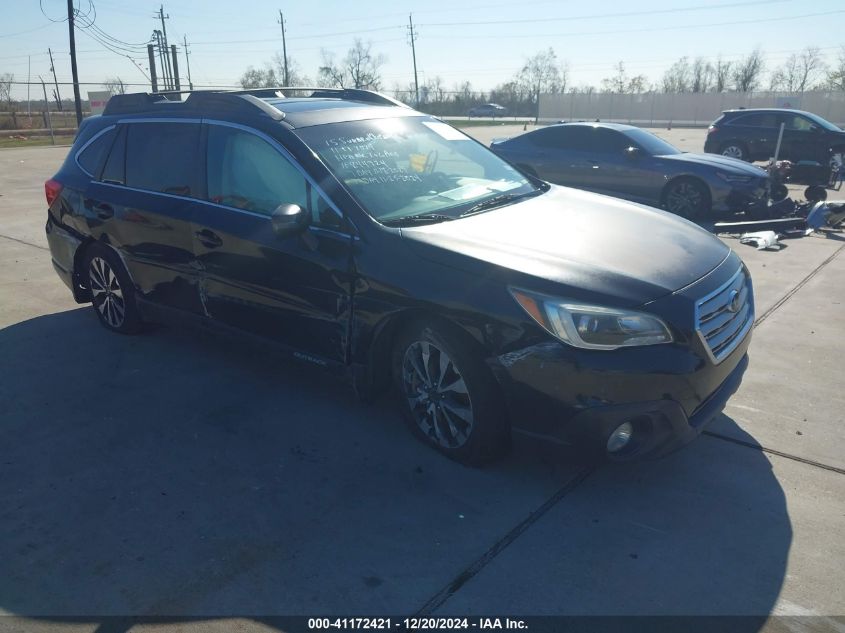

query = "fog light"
(607, 421), (634, 453)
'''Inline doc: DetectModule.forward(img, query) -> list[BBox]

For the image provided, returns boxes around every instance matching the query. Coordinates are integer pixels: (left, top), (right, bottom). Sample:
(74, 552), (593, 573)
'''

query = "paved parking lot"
(1, 138), (843, 632)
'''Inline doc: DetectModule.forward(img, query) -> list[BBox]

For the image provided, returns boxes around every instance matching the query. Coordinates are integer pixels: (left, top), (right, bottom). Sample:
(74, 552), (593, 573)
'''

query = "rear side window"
(206, 125), (307, 216)
(527, 126), (591, 150)
(76, 127), (116, 177)
(125, 122), (201, 196)
(730, 113), (778, 127)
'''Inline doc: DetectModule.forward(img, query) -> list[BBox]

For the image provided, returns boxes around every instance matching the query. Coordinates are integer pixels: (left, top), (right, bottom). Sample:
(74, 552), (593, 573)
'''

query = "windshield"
(623, 128), (682, 156)
(295, 116), (541, 224)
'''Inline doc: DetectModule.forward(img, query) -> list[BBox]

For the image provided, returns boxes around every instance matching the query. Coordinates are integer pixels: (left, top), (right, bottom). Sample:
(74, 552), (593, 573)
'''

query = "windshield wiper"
(381, 213), (456, 227)
(458, 189), (545, 218)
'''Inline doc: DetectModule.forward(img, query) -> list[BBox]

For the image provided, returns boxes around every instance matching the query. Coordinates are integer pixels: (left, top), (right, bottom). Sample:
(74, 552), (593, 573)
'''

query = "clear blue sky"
(2, 0), (844, 100)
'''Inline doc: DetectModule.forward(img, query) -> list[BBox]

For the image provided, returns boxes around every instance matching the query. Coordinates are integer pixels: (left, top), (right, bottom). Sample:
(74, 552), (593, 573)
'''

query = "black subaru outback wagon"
(46, 88), (752, 465)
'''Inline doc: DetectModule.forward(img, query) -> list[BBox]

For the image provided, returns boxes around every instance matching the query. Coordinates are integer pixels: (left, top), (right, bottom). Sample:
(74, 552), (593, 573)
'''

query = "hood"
(661, 152), (768, 176)
(400, 185), (730, 307)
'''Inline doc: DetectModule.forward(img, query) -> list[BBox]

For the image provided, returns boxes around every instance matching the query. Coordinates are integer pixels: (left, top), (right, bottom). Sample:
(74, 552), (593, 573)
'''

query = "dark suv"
(46, 88), (752, 465)
(704, 108), (845, 164)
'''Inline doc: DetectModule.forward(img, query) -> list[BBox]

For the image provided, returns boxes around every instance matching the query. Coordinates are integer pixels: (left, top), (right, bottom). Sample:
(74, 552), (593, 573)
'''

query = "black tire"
(771, 183), (789, 201)
(720, 141), (748, 162)
(82, 243), (143, 334)
(805, 185), (827, 202)
(661, 177), (711, 221)
(391, 320), (509, 466)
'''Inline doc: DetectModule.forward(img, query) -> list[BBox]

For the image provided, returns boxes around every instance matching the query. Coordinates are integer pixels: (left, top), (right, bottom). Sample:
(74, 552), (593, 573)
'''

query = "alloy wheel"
(401, 340), (474, 449)
(89, 256), (126, 328)
(721, 145), (744, 160)
(666, 181), (704, 217)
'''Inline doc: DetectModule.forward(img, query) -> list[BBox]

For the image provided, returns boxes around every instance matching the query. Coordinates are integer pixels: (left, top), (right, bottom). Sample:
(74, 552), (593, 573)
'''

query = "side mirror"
(271, 203), (308, 237)
(625, 146), (641, 159)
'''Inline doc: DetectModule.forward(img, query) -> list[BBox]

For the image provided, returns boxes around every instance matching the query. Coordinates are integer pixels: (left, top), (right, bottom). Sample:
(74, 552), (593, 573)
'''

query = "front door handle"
(94, 202), (114, 219)
(195, 229), (223, 248)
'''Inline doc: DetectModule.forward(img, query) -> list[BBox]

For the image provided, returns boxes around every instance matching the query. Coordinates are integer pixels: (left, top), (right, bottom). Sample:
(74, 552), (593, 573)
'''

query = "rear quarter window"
(76, 127), (117, 177)
(125, 122), (201, 196)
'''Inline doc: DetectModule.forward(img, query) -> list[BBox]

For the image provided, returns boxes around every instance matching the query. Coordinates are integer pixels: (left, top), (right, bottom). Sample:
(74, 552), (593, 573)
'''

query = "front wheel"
(392, 321), (508, 466)
(83, 243), (143, 334)
(662, 178), (711, 220)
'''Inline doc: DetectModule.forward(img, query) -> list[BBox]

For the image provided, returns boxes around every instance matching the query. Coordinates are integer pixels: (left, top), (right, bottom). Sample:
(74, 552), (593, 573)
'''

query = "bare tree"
(317, 50), (345, 88)
(661, 57), (692, 93)
(102, 76), (126, 96)
(239, 66), (279, 89)
(732, 48), (765, 92)
(318, 40), (385, 90)
(770, 47), (826, 92)
(270, 53), (310, 86)
(518, 48), (567, 96)
(691, 58), (714, 93)
(827, 46), (845, 91)
(601, 62), (647, 94)
(0, 72), (13, 110)
(713, 57), (732, 92)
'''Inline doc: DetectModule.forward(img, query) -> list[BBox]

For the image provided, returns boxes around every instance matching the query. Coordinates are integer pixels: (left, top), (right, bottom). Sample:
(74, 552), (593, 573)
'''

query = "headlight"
(510, 288), (673, 350)
(717, 171), (752, 183)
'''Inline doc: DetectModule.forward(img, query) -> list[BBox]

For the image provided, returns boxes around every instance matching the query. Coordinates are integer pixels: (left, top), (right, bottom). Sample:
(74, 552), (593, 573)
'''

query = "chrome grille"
(695, 266), (754, 363)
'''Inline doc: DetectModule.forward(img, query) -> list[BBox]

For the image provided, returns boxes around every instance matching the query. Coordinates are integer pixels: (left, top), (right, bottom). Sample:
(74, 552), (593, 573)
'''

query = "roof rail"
(231, 86), (412, 108)
(102, 89), (285, 120)
(101, 86), (409, 118)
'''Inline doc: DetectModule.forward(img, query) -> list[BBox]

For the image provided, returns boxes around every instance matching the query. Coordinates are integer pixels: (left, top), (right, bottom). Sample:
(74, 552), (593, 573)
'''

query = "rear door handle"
(94, 202), (114, 219)
(195, 229), (223, 248)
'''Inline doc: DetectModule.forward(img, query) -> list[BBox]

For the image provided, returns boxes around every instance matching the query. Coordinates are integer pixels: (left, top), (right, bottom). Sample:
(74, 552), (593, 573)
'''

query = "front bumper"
(490, 254), (752, 461)
(713, 179), (768, 214)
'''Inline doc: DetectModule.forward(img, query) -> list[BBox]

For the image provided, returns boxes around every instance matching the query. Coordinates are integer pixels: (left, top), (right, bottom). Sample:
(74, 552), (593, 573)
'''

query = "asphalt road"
(0, 140), (843, 632)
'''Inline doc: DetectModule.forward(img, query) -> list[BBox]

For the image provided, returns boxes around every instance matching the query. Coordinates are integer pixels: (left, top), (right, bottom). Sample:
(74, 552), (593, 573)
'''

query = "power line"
(418, 0), (794, 27)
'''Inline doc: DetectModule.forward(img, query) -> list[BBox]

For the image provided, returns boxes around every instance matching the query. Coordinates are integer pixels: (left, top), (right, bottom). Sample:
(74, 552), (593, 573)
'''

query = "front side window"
(125, 122), (201, 196)
(296, 116), (540, 223)
(206, 125), (307, 216)
(783, 115), (814, 131)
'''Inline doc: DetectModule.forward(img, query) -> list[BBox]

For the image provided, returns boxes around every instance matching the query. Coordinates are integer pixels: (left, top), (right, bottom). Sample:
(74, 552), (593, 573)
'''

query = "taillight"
(45, 178), (63, 207)
(707, 126), (718, 135)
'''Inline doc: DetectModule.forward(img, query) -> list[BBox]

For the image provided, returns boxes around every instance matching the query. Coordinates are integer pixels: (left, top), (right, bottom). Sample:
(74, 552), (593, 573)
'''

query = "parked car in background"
(704, 108), (845, 165)
(491, 122), (767, 220)
(468, 103), (507, 117)
(45, 89), (751, 466)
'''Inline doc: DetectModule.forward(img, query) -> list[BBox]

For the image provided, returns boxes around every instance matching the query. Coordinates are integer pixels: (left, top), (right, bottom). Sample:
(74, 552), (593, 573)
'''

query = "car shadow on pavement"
(0, 308), (791, 632)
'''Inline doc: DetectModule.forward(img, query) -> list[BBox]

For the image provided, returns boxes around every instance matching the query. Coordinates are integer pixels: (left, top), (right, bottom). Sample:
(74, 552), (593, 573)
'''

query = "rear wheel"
(83, 243), (142, 334)
(662, 178), (711, 220)
(392, 321), (508, 466)
(720, 142), (748, 161)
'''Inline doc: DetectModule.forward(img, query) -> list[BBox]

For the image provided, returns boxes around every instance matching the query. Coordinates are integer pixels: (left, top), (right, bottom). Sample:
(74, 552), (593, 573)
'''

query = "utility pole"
(277, 10), (289, 85)
(154, 31), (169, 90)
(170, 44), (180, 91)
(183, 35), (193, 90)
(39, 76), (55, 145)
(66, 0), (82, 124)
(48, 48), (63, 111)
(147, 43), (158, 92)
(407, 14), (419, 106)
(27, 56), (31, 118)
(158, 5), (173, 90)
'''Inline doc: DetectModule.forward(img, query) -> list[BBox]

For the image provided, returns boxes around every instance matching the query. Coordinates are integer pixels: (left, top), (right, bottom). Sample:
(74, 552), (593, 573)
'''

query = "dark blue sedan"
(491, 122), (768, 220)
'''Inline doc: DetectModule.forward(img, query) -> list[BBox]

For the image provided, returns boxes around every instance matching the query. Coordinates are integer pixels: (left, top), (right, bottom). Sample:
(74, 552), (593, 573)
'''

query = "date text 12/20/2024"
(308, 618), (528, 630)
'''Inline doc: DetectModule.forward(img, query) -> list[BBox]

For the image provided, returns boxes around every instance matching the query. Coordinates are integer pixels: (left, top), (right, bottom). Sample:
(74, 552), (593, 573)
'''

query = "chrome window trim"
(203, 119), (348, 226)
(74, 124), (117, 177)
(94, 118), (357, 237)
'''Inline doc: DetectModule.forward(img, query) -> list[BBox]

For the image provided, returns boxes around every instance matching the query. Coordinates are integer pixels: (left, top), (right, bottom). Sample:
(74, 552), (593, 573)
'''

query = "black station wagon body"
(45, 89), (753, 465)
